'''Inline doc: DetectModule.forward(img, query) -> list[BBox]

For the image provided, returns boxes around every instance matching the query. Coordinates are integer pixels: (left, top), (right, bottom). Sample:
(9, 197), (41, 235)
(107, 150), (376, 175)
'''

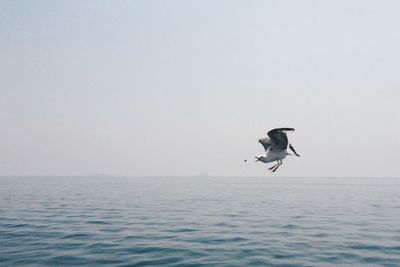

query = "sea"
(0, 176), (399, 266)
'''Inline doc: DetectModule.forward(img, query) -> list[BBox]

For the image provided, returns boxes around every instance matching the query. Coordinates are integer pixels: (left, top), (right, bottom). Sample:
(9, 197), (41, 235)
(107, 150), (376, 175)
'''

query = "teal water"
(1, 176), (399, 266)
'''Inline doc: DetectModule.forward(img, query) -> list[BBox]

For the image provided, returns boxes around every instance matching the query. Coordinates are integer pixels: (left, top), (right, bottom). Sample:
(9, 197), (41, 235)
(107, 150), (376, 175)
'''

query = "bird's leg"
(271, 161), (280, 172)
(269, 160), (281, 171)
(268, 161), (280, 170)
(271, 160), (282, 172)
(271, 164), (280, 172)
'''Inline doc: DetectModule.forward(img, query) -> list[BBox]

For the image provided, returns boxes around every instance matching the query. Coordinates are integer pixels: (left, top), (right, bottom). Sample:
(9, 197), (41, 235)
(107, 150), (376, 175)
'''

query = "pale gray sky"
(1, 0), (399, 177)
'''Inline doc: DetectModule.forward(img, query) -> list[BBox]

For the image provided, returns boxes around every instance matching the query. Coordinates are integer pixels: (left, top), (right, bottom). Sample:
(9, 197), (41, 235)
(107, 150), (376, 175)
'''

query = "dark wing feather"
(289, 144), (300, 157)
(267, 128), (294, 150)
(258, 137), (271, 151)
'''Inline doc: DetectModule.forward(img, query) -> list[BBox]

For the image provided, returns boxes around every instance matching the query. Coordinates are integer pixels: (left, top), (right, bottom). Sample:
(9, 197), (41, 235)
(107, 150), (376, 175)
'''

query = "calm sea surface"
(1, 176), (399, 266)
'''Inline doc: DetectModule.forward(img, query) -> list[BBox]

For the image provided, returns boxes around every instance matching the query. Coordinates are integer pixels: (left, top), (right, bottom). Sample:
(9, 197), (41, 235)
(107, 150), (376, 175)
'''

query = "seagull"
(255, 128), (300, 172)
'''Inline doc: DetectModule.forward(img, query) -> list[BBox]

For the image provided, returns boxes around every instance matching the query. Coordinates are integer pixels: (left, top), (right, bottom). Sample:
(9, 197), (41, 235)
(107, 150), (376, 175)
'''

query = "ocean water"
(0, 176), (399, 266)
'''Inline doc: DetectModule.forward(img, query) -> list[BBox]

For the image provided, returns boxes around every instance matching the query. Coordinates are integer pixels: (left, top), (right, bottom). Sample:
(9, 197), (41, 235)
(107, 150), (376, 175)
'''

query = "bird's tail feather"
(289, 144), (300, 157)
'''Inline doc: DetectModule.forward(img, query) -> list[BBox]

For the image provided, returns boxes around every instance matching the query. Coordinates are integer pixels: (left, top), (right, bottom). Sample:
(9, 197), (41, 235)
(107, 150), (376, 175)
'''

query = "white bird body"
(255, 128), (300, 172)
(256, 150), (289, 163)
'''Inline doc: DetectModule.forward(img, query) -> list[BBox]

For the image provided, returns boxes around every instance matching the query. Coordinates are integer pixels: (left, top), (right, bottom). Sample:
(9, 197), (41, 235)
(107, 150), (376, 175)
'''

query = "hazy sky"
(1, 1), (399, 177)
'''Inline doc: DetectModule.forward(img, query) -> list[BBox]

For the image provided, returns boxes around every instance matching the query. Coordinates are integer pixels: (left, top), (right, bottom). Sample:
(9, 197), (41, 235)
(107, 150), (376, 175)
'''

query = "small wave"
(86, 220), (110, 225)
(60, 233), (91, 239)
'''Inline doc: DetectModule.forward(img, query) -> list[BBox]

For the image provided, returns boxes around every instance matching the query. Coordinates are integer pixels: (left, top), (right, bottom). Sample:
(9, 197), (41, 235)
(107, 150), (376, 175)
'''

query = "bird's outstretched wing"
(258, 136), (271, 151)
(267, 128), (294, 150)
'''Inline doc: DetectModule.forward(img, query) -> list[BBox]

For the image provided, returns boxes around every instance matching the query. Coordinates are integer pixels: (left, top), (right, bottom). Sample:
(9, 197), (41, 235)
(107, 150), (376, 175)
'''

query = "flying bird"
(255, 128), (300, 172)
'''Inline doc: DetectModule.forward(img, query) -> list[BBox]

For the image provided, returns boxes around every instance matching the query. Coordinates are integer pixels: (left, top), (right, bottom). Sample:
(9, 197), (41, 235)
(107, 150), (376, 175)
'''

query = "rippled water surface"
(1, 176), (400, 266)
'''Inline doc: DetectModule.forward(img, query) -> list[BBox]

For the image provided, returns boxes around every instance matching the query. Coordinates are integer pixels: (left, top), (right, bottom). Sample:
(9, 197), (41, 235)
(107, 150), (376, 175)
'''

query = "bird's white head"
(254, 154), (267, 162)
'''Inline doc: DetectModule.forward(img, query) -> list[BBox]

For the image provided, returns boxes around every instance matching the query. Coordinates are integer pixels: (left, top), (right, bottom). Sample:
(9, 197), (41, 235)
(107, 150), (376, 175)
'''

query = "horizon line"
(1, 175), (399, 179)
